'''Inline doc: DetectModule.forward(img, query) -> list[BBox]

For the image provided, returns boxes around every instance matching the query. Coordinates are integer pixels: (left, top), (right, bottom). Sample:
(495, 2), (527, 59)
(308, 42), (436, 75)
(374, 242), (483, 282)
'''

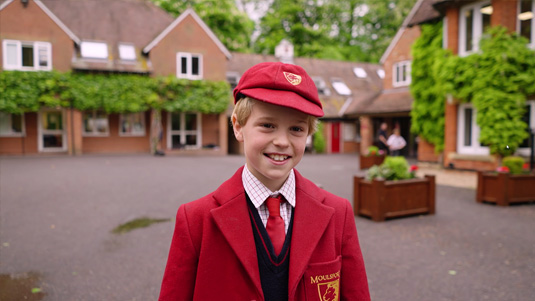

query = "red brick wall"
(0, 113), (39, 155)
(417, 138), (440, 162)
(382, 26), (421, 90)
(446, 7), (459, 54)
(443, 100), (458, 168)
(359, 116), (373, 154)
(492, 0), (518, 31)
(0, 0), (74, 72)
(149, 14), (227, 81)
(449, 158), (498, 171)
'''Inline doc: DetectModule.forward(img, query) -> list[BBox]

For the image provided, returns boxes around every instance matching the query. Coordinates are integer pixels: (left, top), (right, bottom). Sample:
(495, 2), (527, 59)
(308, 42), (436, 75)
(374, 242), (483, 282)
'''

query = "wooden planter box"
(359, 155), (385, 169)
(476, 171), (535, 206)
(353, 175), (436, 222)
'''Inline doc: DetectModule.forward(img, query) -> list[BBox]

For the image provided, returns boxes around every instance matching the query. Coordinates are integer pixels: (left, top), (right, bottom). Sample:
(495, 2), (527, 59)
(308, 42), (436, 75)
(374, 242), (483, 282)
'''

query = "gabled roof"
(380, 0), (442, 64)
(143, 8), (232, 59)
(41, 0), (172, 51)
(1, 0), (81, 44)
(228, 52), (383, 118)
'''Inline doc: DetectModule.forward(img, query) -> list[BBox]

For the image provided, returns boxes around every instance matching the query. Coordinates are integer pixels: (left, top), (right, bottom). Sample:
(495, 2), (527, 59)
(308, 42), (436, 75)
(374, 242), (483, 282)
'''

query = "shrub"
(313, 122), (326, 153)
(366, 156), (417, 181)
(366, 145), (380, 156)
(502, 156), (525, 174)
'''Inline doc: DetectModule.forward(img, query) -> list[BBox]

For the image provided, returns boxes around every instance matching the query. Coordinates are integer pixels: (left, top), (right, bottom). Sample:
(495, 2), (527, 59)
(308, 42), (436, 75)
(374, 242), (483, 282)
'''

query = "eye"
(261, 123), (275, 129)
(291, 126), (305, 132)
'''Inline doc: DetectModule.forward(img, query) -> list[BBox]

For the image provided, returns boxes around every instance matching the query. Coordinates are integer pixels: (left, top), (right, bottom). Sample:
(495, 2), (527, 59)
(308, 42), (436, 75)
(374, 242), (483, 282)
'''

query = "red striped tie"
(265, 195), (285, 255)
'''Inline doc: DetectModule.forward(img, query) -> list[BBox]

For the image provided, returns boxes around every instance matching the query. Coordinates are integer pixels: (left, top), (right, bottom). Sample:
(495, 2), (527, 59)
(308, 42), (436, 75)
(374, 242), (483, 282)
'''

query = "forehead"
(251, 101), (309, 121)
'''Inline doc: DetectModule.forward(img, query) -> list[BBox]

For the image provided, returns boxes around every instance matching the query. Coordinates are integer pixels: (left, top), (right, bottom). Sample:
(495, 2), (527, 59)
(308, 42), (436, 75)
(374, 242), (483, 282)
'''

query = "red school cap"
(233, 62), (324, 117)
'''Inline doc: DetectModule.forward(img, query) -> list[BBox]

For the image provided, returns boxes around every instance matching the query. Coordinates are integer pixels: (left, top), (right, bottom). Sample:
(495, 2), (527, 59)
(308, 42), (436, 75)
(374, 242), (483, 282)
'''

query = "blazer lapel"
(210, 167), (263, 297)
(288, 171), (335, 297)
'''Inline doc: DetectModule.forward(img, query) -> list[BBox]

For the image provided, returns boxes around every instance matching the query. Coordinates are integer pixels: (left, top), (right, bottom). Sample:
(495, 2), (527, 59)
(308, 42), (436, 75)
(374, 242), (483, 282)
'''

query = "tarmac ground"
(0, 153), (534, 301)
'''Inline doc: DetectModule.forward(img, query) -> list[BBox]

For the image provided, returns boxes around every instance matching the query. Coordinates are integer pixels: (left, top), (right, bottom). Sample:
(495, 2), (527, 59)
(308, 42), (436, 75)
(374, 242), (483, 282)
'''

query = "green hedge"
(0, 71), (231, 114)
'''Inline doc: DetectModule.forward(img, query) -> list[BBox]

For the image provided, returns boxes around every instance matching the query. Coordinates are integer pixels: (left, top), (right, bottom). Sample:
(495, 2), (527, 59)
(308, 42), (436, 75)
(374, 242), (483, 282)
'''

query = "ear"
(231, 114), (244, 142)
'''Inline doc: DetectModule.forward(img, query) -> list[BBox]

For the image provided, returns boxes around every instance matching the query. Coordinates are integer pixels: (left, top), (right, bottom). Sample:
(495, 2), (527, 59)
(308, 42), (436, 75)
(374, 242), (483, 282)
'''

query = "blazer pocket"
(303, 256), (342, 301)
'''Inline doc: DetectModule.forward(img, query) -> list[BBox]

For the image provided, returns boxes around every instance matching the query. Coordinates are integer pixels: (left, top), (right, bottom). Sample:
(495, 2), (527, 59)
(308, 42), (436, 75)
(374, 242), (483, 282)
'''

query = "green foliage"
(149, 0), (255, 52)
(366, 156), (414, 181)
(410, 22), (446, 152)
(502, 156), (525, 175)
(367, 145), (379, 156)
(412, 25), (535, 156)
(313, 122), (326, 153)
(0, 71), (231, 114)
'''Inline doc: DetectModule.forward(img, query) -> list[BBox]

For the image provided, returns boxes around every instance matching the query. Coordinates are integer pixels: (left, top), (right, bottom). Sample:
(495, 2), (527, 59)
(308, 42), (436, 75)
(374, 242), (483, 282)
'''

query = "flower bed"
(359, 145), (385, 169)
(476, 171), (535, 206)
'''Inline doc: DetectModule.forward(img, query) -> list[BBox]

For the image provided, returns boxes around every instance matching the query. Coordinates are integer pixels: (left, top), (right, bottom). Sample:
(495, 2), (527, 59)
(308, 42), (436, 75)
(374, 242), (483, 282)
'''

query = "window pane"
(185, 113), (197, 131)
(519, 0), (533, 41)
(43, 112), (63, 130)
(181, 57), (188, 74)
(38, 45), (48, 67)
(481, 5), (492, 32)
(0, 112), (11, 134)
(83, 113), (94, 132)
(81, 42), (108, 59)
(11, 114), (22, 133)
(95, 111), (108, 133)
(171, 112), (181, 130)
(6, 43), (18, 66)
(118, 44), (136, 60)
(22, 45), (34, 67)
(43, 134), (63, 148)
(172, 134), (182, 149)
(192, 56), (199, 75)
(464, 108), (473, 146)
(186, 135), (197, 146)
(131, 113), (143, 133)
(464, 9), (473, 52)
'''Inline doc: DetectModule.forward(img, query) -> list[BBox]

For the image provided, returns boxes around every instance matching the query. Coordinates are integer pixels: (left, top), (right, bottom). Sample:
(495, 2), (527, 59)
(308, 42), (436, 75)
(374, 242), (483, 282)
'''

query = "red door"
(331, 122), (340, 153)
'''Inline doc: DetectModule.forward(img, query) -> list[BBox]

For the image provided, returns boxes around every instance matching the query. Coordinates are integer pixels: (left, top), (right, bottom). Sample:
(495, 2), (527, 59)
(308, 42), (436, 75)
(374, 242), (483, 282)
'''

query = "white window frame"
(459, 1), (491, 56)
(80, 41), (108, 59)
(38, 109), (67, 152)
(176, 52), (203, 80)
(167, 112), (202, 149)
(392, 60), (411, 87)
(82, 110), (110, 137)
(118, 43), (136, 61)
(0, 112), (25, 137)
(119, 112), (146, 137)
(517, 100), (535, 156)
(517, 0), (535, 49)
(2, 39), (52, 71)
(457, 103), (489, 155)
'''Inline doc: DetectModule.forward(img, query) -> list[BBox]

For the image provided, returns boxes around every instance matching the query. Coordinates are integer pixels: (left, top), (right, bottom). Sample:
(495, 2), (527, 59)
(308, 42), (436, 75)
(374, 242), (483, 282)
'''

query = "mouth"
(265, 153), (291, 162)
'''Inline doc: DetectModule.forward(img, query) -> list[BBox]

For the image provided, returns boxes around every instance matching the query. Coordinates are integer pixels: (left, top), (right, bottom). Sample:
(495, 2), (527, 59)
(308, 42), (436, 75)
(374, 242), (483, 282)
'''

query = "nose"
(272, 130), (290, 148)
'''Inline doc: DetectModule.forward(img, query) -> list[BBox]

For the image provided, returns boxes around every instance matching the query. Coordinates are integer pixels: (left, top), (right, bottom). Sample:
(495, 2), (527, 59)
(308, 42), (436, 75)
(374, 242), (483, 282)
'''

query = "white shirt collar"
(242, 165), (296, 209)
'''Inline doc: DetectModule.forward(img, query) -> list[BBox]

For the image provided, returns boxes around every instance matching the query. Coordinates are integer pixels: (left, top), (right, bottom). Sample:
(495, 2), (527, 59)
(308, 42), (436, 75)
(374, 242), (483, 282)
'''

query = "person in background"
(387, 127), (406, 156)
(377, 122), (389, 155)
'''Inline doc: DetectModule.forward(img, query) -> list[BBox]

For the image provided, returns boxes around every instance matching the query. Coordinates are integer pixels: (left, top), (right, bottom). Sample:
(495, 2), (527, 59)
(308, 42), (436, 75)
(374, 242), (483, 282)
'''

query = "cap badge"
(283, 72), (302, 85)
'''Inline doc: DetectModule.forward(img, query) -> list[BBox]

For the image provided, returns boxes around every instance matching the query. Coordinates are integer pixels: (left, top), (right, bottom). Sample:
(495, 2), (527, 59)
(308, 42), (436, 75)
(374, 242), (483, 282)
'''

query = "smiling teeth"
(270, 154), (288, 161)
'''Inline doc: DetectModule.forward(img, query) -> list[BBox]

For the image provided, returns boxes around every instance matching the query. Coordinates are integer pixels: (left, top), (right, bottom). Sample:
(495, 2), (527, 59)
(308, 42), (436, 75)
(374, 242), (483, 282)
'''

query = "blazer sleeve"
(159, 204), (199, 301)
(340, 200), (371, 301)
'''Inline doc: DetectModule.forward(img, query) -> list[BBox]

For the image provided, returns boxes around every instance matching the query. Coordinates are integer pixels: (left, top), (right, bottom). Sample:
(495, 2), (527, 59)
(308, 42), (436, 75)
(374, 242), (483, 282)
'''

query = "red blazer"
(159, 167), (370, 301)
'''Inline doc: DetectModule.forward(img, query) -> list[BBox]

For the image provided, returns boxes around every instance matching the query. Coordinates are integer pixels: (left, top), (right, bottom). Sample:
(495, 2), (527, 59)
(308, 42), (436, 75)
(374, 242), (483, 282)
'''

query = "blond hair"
(232, 96), (318, 134)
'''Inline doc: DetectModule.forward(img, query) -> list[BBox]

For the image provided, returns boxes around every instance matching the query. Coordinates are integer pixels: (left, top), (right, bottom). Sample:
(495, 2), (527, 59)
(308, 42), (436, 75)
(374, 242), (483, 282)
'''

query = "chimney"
(21, 0), (29, 7)
(275, 39), (294, 64)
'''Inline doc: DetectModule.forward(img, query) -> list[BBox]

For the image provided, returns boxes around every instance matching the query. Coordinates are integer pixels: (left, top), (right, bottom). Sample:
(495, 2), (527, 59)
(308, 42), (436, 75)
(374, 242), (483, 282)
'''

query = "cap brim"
(240, 88), (324, 117)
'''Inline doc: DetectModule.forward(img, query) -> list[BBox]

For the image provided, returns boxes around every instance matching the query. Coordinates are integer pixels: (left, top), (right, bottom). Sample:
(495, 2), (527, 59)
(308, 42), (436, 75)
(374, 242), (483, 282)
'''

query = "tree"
(149, 0), (255, 52)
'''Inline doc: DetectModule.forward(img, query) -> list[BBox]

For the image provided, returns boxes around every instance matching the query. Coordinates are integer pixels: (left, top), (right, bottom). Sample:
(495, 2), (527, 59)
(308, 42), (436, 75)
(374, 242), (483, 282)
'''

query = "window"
(459, 1), (492, 56)
(376, 69), (385, 79)
(168, 112), (201, 149)
(353, 67), (367, 78)
(312, 76), (331, 96)
(0, 112), (24, 136)
(119, 112), (145, 136)
(83, 110), (109, 136)
(393, 61), (411, 87)
(177, 52), (202, 79)
(518, 100), (535, 156)
(518, 0), (535, 48)
(2, 40), (51, 71)
(81, 41), (108, 59)
(118, 43), (136, 61)
(457, 103), (489, 155)
(38, 109), (67, 152)
(331, 78), (351, 96)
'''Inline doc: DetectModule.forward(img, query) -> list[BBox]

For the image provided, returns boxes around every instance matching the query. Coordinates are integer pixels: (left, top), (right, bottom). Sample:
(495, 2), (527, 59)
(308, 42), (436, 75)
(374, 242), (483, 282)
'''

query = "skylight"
(377, 69), (385, 79)
(81, 41), (108, 59)
(118, 44), (136, 61)
(353, 67), (367, 78)
(331, 79), (352, 96)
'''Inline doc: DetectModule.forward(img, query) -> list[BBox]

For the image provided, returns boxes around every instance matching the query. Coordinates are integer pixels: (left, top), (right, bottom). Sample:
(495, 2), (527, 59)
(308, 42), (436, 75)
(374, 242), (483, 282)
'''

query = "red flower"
(410, 165), (418, 172)
(523, 163), (530, 170)
(496, 166), (510, 173)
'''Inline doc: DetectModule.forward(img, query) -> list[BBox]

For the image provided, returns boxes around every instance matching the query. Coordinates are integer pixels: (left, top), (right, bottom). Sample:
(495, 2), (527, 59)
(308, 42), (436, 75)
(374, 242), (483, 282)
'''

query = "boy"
(159, 62), (370, 300)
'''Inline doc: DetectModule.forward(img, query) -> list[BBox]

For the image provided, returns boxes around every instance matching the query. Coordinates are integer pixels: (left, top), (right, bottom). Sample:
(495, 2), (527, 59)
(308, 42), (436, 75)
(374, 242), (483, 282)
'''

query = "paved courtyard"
(0, 154), (534, 300)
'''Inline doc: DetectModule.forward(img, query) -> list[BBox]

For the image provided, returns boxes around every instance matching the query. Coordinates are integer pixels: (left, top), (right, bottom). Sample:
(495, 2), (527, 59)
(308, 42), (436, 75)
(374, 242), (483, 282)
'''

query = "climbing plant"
(410, 25), (535, 156)
(0, 71), (231, 114)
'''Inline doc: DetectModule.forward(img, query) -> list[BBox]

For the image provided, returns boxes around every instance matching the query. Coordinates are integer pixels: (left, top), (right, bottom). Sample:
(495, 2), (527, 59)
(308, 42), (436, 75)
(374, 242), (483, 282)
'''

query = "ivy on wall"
(410, 24), (535, 156)
(0, 71), (231, 115)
